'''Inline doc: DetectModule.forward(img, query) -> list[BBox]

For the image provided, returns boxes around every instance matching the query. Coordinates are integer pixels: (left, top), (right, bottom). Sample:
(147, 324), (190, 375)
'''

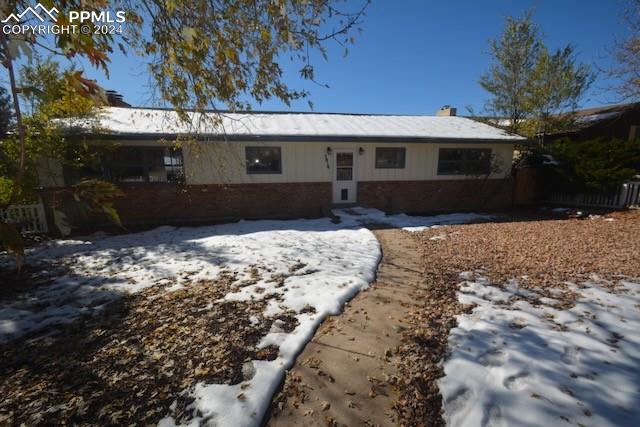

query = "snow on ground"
(0, 216), (379, 344)
(0, 208), (496, 427)
(440, 274), (640, 427)
(334, 207), (496, 232)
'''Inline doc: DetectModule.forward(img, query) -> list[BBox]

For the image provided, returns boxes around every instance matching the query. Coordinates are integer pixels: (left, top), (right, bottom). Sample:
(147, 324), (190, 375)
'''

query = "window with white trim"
(245, 146), (282, 174)
(375, 147), (406, 169)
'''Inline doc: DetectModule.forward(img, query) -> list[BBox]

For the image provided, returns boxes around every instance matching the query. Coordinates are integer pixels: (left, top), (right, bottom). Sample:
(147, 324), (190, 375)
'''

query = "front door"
(332, 150), (357, 204)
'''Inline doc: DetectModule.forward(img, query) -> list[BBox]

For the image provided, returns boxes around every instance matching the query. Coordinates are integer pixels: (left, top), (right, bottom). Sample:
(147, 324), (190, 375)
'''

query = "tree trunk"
(0, 32), (26, 210)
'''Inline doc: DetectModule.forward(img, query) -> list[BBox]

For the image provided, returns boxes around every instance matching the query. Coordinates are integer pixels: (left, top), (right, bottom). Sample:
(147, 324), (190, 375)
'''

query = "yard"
(395, 209), (640, 427)
(0, 208), (638, 426)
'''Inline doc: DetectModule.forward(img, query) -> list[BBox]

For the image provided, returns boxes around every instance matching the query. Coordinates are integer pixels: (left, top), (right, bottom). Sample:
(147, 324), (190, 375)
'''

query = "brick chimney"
(105, 90), (131, 107)
(436, 105), (457, 116)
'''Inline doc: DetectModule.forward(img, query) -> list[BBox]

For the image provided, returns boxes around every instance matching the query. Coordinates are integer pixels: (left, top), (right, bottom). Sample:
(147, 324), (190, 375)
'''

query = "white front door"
(332, 150), (357, 204)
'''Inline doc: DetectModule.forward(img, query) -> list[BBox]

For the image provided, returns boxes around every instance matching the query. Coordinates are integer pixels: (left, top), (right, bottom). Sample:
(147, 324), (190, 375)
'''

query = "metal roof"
(76, 107), (527, 143)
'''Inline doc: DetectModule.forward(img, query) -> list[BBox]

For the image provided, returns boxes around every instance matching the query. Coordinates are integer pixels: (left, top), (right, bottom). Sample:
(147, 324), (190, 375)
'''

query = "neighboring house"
(546, 102), (640, 142)
(38, 106), (525, 227)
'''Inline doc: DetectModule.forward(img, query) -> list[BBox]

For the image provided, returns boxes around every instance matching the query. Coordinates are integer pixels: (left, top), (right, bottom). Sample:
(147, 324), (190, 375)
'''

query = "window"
(164, 149), (185, 182)
(375, 147), (406, 169)
(63, 147), (184, 185)
(437, 148), (492, 176)
(106, 147), (184, 183)
(246, 146), (282, 174)
(336, 152), (354, 181)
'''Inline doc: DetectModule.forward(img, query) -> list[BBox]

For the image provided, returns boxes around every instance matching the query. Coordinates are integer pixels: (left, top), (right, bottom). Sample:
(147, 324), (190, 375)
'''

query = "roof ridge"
(102, 105), (463, 118)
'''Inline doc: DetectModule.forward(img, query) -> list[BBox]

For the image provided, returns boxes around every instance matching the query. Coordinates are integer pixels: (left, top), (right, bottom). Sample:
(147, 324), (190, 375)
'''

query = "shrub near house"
(539, 137), (640, 194)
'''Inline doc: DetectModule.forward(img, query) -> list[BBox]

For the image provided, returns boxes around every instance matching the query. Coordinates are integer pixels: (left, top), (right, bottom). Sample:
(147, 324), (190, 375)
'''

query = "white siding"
(183, 141), (330, 184)
(183, 141), (514, 184)
(36, 140), (515, 187)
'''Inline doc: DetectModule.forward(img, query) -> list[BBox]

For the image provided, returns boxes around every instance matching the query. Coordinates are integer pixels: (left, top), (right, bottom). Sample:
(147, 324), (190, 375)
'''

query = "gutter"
(72, 132), (526, 144)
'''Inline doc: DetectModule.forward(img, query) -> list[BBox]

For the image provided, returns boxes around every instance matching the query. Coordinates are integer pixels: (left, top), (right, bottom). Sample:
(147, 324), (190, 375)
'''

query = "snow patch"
(0, 208), (497, 427)
(440, 276), (640, 427)
(0, 215), (373, 344)
(333, 207), (495, 232)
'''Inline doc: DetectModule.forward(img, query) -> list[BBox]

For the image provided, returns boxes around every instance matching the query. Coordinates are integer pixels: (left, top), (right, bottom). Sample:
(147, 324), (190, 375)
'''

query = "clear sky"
(83, 0), (632, 115)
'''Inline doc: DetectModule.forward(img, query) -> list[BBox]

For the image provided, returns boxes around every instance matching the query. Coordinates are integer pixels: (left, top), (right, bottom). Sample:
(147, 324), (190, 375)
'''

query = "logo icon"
(2, 3), (59, 23)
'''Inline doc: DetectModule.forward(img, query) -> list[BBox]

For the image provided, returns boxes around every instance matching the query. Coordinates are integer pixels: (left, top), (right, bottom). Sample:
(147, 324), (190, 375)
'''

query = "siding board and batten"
(181, 141), (515, 185)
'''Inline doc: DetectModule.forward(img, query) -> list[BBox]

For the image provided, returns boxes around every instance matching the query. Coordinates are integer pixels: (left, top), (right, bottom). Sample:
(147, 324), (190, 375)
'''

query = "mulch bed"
(393, 209), (640, 426)
(0, 272), (291, 426)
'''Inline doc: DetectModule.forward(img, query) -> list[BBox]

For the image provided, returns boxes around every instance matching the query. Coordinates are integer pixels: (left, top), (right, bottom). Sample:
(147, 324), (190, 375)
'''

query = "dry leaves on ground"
(0, 271), (293, 426)
(393, 209), (640, 426)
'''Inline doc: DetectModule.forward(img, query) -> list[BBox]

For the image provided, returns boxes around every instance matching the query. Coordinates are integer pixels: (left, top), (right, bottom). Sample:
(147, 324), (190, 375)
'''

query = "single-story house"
(38, 106), (526, 227)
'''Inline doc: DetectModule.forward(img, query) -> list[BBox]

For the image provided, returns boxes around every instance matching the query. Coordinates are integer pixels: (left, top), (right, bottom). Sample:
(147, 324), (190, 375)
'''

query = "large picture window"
(245, 146), (282, 174)
(437, 148), (492, 176)
(64, 147), (184, 184)
(375, 147), (406, 169)
(106, 147), (184, 183)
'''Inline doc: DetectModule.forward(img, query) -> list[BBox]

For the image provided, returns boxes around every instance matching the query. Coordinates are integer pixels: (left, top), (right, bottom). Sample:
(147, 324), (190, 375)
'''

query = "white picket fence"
(0, 201), (48, 233)
(546, 181), (640, 209)
(622, 181), (640, 208)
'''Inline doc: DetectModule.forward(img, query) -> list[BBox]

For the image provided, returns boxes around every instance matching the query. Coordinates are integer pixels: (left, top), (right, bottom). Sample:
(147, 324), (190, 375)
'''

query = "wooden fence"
(0, 201), (48, 233)
(546, 181), (640, 209)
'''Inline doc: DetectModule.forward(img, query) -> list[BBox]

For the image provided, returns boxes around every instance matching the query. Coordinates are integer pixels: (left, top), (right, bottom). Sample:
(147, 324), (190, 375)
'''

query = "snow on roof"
(88, 107), (525, 142)
(576, 111), (623, 124)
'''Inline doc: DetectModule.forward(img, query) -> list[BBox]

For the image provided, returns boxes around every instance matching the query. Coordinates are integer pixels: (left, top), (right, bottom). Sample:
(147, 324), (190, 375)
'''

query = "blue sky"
(83, 0), (631, 115)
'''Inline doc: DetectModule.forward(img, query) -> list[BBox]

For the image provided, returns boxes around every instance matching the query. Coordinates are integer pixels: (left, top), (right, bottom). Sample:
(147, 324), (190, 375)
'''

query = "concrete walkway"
(268, 228), (424, 426)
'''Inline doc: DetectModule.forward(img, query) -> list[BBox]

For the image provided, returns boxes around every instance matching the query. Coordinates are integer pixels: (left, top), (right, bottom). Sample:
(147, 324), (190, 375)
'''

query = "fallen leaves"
(0, 272), (284, 426)
(393, 209), (640, 427)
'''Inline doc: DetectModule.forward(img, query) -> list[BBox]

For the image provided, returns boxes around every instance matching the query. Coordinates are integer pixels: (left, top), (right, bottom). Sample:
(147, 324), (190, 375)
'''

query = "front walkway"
(268, 228), (424, 426)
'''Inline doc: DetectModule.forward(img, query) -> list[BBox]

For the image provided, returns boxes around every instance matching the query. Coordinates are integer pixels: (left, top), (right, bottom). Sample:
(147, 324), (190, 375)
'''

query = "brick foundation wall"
(43, 182), (332, 229)
(357, 179), (514, 213)
(115, 182), (332, 225)
(42, 179), (513, 232)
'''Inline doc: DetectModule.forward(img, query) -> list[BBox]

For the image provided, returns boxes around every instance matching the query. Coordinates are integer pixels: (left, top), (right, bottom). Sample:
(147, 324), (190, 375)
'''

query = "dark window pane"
(341, 189), (348, 200)
(164, 148), (184, 183)
(246, 146), (282, 174)
(437, 160), (463, 175)
(375, 147), (406, 169)
(336, 152), (353, 167)
(438, 148), (463, 161)
(118, 147), (144, 163)
(337, 167), (353, 181)
(103, 147), (185, 183)
(114, 165), (147, 182)
(437, 148), (491, 175)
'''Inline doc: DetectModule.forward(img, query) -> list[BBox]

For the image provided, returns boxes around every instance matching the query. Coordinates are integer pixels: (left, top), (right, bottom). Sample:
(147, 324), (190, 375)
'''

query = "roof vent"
(436, 105), (457, 117)
(105, 90), (131, 107)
